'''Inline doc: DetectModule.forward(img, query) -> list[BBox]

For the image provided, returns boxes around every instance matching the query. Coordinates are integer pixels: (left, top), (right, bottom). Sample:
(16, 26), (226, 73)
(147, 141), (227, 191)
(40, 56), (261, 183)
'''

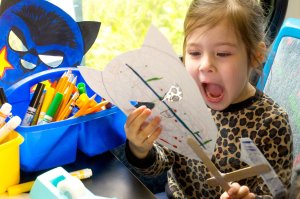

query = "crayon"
(21, 83), (45, 126)
(39, 92), (63, 124)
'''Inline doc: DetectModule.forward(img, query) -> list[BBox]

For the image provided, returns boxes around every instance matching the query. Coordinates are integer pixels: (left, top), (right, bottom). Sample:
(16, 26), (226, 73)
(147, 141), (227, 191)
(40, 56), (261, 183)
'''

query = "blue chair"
(257, 18), (300, 178)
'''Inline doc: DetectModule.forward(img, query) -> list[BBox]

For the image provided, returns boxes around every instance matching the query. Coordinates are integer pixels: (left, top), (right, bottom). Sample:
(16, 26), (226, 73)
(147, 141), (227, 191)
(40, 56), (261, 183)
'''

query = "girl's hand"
(125, 105), (162, 159)
(220, 183), (255, 199)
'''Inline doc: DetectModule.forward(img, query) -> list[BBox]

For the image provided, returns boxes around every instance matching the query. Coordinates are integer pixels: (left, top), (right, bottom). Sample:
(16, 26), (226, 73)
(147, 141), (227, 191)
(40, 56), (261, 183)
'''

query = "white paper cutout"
(241, 138), (286, 197)
(78, 25), (218, 159)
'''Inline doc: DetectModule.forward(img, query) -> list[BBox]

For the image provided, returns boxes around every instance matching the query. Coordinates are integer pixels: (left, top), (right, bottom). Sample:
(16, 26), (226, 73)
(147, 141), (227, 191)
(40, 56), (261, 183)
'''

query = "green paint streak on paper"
(146, 77), (163, 82)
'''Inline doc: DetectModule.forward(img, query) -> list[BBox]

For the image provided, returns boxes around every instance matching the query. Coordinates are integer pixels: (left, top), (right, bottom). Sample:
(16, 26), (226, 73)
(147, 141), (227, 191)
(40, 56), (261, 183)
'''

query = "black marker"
(21, 83), (45, 126)
(0, 87), (7, 106)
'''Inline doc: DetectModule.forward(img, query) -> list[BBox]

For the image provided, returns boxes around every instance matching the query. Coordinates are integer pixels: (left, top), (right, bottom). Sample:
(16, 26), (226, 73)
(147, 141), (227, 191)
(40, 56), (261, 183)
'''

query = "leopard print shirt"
(126, 90), (293, 199)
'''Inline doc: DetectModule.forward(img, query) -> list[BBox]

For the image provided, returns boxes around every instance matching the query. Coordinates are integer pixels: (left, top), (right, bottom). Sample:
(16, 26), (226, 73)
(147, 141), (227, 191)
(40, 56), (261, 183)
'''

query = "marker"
(37, 87), (55, 124)
(0, 116), (22, 144)
(30, 92), (45, 126)
(0, 87), (7, 106)
(7, 168), (93, 195)
(77, 82), (86, 94)
(21, 83), (45, 126)
(0, 103), (12, 127)
(39, 92), (63, 124)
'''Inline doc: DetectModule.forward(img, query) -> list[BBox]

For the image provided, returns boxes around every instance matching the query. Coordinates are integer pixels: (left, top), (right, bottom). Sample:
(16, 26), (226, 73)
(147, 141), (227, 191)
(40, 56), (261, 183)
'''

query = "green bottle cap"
(46, 92), (63, 117)
(77, 82), (87, 94)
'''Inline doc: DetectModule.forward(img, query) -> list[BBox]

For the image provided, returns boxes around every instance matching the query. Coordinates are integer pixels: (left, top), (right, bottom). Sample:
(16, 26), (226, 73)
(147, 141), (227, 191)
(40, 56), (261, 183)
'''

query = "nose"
(198, 53), (215, 73)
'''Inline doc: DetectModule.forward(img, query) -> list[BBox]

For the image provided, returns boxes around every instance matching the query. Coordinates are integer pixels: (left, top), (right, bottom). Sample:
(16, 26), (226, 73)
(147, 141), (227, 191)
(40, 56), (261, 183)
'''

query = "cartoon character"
(0, 0), (100, 89)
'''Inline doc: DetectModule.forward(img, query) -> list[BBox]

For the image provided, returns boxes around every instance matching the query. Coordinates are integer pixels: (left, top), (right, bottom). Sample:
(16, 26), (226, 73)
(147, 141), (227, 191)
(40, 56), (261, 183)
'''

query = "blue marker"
(21, 83), (45, 126)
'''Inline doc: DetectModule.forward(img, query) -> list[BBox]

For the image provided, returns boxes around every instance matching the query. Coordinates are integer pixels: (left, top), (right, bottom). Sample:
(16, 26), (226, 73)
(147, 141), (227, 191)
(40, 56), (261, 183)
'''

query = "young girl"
(124, 0), (293, 198)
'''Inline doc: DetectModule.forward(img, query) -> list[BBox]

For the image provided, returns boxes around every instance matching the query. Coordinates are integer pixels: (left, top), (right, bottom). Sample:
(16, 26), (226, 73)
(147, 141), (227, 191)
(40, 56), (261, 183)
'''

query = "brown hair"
(183, 0), (267, 68)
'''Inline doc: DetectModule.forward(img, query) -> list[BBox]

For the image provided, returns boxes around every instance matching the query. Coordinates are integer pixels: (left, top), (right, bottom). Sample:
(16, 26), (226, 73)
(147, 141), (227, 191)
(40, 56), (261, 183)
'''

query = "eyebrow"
(187, 41), (237, 47)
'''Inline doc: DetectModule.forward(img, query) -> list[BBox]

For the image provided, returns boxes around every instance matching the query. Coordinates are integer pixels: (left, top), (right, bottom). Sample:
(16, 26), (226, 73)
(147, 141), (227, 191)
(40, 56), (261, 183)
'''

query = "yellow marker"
(7, 168), (93, 196)
(37, 87), (55, 124)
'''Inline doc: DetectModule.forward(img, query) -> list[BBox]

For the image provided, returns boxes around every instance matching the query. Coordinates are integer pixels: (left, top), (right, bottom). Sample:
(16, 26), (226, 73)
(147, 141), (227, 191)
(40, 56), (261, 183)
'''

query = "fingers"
(221, 183), (255, 199)
(125, 105), (162, 146)
(125, 106), (162, 159)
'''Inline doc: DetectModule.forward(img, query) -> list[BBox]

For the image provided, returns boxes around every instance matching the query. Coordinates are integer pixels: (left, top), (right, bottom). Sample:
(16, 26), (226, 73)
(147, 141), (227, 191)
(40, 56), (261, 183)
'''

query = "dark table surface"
(20, 150), (156, 199)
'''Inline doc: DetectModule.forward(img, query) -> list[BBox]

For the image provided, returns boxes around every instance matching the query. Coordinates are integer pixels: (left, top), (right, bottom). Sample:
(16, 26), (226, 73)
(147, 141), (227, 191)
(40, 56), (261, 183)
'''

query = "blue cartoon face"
(0, 0), (100, 89)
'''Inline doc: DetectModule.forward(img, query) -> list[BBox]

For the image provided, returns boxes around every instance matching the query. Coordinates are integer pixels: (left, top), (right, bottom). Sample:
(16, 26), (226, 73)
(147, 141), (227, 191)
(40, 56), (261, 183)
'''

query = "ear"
(251, 41), (267, 68)
(77, 21), (101, 55)
(0, 0), (22, 16)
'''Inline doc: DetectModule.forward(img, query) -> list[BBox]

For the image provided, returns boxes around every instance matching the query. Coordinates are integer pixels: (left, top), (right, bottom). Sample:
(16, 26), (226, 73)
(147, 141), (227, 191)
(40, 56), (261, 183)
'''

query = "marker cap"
(77, 82), (86, 94)
(46, 92), (63, 117)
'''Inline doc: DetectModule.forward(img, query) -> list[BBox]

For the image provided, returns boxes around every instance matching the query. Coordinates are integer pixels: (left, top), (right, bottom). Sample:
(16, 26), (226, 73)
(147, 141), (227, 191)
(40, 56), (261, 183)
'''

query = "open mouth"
(202, 83), (224, 103)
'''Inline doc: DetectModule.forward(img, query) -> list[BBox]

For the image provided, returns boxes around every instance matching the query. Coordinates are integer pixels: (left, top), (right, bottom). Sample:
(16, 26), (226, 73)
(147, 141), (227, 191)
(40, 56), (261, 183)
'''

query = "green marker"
(40, 92), (63, 124)
(77, 82), (87, 94)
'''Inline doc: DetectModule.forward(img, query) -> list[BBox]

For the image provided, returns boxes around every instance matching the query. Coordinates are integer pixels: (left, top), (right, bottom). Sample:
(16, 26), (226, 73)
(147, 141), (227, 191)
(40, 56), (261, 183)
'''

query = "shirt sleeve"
(125, 140), (176, 176)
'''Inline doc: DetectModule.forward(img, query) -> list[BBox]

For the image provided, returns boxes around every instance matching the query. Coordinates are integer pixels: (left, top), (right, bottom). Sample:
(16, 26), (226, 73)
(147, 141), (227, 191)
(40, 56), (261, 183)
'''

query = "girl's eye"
(189, 51), (201, 56)
(217, 52), (231, 57)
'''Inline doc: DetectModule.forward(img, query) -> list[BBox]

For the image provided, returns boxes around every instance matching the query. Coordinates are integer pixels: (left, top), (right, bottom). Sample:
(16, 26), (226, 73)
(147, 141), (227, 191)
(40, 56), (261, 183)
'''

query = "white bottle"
(0, 116), (21, 143)
(0, 103), (12, 127)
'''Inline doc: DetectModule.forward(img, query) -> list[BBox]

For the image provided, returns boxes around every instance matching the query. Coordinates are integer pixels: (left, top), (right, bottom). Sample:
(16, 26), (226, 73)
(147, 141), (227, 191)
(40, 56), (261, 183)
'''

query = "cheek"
(185, 66), (197, 79)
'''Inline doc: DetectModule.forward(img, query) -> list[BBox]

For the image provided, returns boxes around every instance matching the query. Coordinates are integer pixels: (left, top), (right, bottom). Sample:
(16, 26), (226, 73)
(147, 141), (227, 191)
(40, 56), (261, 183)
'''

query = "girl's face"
(185, 19), (254, 111)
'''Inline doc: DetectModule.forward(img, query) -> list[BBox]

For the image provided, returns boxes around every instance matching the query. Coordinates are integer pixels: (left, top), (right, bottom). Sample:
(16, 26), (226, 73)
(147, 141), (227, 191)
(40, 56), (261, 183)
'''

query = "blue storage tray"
(5, 67), (127, 172)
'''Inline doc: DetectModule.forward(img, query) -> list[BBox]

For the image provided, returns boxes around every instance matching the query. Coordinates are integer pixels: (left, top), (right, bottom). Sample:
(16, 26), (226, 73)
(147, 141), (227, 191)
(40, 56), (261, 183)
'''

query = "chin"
(204, 98), (230, 111)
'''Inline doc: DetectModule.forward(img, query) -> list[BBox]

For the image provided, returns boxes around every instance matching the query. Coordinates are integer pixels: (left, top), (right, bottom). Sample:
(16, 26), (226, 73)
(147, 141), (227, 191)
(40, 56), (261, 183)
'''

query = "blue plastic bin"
(5, 67), (127, 172)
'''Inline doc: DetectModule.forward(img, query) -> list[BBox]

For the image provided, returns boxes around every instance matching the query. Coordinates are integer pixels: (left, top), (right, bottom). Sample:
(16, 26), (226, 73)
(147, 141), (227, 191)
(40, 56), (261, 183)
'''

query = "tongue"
(206, 84), (223, 98)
